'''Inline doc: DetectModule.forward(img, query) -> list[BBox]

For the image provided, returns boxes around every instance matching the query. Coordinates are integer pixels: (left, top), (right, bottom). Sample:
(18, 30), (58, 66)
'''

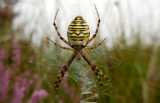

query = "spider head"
(67, 16), (90, 49)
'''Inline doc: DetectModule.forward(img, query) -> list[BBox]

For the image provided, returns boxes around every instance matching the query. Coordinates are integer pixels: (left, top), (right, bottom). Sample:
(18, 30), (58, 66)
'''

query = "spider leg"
(86, 4), (100, 45)
(53, 9), (71, 46)
(46, 37), (74, 51)
(93, 66), (103, 90)
(82, 53), (110, 90)
(55, 53), (76, 93)
(84, 38), (106, 51)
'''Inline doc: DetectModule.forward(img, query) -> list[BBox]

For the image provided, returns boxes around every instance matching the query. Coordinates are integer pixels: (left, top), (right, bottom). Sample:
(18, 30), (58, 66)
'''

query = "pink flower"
(29, 74), (39, 86)
(0, 48), (10, 100)
(11, 78), (27, 103)
(62, 77), (74, 99)
(29, 56), (35, 61)
(0, 64), (10, 100)
(12, 45), (21, 65)
(23, 71), (31, 77)
(31, 89), (48, 103)
(0, 47), (6, 60)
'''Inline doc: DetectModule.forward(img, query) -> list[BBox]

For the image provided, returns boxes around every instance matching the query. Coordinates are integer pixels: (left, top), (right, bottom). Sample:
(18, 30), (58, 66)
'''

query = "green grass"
(0, 9), (160, 103)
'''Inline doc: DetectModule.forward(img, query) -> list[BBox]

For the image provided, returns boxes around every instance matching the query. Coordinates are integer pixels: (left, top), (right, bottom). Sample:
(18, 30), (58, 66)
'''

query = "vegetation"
(0, 5), (160, 103)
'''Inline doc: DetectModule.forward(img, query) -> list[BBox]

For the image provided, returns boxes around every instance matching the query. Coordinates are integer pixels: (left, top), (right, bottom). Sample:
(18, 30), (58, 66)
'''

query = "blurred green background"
(0, 0), (160, 103)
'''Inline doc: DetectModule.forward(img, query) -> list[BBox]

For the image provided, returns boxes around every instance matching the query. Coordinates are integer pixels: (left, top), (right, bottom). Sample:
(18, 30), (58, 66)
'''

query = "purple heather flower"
(0, 62), (4, 74)
(33, 74), (39, 86)
(11, 78), (27, 103)
(31, 89), (48, 103)
(29, 56), (35, 61)
(12, 45), (21, 65)
(0, 64), (10, 100)
(0, 47), (6, 60)
(0, 48), (10, 100)
(62, 76), (74, 99)
(23, 71), (31, 77)
(29, 74), (39, 86)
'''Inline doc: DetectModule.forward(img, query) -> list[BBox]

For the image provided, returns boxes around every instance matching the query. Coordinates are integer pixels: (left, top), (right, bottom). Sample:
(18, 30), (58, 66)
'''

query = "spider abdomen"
(67, 16), (90, 49)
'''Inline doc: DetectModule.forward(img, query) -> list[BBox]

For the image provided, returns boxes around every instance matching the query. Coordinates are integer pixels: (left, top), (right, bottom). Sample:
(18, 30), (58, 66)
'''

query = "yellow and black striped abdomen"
(67, 16), (90, 49)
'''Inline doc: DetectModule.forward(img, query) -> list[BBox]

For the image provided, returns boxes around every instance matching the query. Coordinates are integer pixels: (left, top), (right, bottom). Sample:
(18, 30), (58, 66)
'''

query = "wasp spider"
(47, 4), (110, 93)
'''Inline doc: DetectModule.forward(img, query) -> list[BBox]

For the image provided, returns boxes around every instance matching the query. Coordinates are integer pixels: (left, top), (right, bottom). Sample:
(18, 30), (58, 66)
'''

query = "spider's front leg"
(86, 4), (100, 45)
(55, 53), (76, 93)
(46, 37), (74, 51)
(81, 53), (110, 90)
(53, 9), (71, 46)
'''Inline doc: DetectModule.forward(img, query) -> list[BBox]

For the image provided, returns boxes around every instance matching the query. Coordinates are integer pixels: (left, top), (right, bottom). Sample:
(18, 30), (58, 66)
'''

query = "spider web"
(32, 34), (153, 102)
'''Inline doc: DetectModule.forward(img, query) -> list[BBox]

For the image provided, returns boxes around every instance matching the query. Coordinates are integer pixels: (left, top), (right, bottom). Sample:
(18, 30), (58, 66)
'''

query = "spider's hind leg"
(55, 53), (76, 93)
(82, 53), (110, 90)
(92, 65), (103, 90)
